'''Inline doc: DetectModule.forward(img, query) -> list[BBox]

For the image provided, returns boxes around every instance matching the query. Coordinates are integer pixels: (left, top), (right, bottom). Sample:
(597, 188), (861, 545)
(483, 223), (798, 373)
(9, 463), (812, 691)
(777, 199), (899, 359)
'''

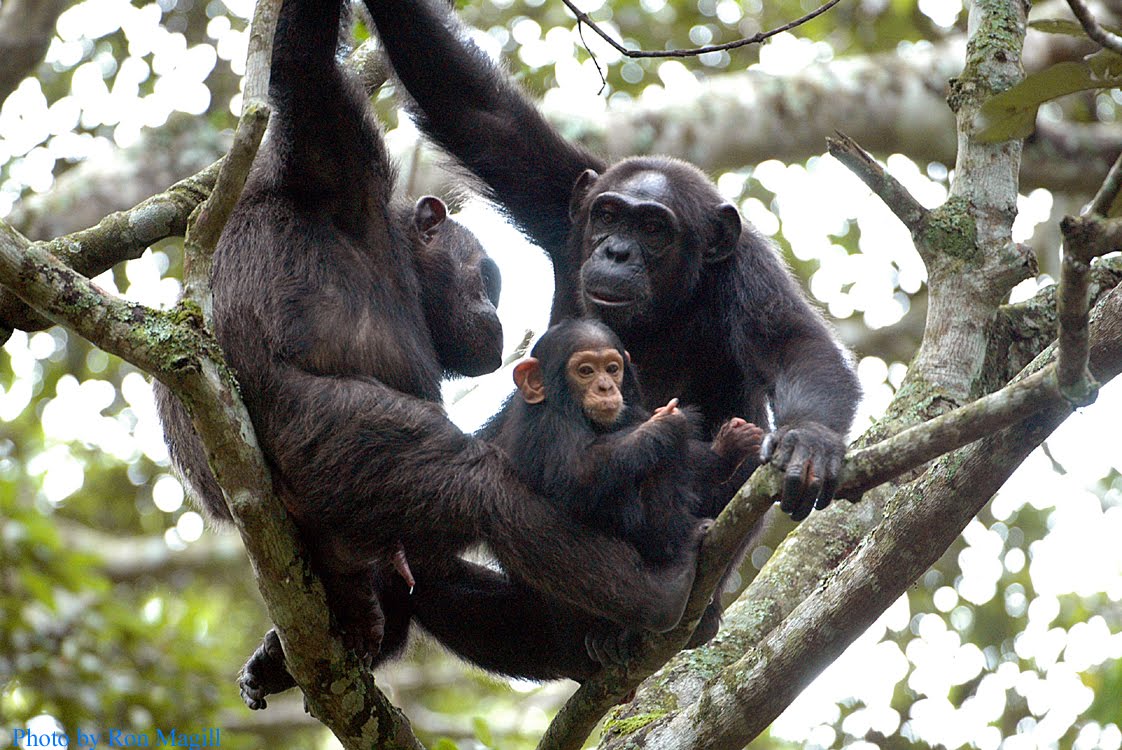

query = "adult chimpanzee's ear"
(569, 169), (600, 221)
(704, 203), (742, 265)
(513, 358), (546, 404)
(414, 196), (448, 243)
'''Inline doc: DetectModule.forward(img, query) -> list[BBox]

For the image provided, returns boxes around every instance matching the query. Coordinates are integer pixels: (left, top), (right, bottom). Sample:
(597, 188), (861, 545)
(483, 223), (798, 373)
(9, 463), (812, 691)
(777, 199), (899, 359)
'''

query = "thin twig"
(1065, 0), (1122, 55)
(1089, 149), (1122, 218)
(560, 0), (845, 59)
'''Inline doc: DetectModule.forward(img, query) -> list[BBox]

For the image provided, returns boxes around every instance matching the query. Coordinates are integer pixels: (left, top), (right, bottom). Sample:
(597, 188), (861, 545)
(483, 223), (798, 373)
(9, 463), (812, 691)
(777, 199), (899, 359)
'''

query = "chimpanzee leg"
(411, 558), (600, 682)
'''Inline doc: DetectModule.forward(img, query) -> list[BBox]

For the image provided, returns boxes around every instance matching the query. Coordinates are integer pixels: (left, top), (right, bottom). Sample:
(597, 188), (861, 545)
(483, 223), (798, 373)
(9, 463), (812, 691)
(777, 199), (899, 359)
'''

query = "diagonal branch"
(0, 162), (223, 341)
(826, 131), (930, 237)
(1065, 0), (1122, 55)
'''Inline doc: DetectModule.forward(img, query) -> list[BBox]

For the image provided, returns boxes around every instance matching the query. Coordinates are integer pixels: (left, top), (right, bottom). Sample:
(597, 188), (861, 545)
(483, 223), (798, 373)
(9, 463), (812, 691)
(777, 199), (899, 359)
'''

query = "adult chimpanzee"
(493, 319), (762, 566)
(179, 0), (707, 707)
(364, 0), (860, 521)
(154, 195), (503, 528)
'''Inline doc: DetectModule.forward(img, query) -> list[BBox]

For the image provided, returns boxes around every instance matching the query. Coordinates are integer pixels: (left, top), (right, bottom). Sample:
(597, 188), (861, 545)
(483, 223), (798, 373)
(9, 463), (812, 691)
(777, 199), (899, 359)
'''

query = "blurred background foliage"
(0, 0), (1120, 747)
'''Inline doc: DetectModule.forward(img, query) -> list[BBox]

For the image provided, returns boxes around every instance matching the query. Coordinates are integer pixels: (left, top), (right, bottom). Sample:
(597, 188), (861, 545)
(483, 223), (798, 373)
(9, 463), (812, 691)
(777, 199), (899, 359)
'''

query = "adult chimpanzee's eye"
(595, 205), (617, 226)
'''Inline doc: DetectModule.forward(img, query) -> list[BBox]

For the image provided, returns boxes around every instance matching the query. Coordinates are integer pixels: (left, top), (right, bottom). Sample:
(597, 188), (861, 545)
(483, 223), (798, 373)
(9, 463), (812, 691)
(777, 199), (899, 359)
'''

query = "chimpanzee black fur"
(364, 0), (860, 520)
(161, 0), (704, 709)
(154, 194), (503, 525)
(491, 319), (761, 565)
(353, 0), (862, 673)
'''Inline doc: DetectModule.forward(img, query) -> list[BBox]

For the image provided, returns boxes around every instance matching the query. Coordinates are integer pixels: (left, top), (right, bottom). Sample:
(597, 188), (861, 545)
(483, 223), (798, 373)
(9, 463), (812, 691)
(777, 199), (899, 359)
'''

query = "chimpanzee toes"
(585, 627), (642, 665)
(238, 674), (268, 711)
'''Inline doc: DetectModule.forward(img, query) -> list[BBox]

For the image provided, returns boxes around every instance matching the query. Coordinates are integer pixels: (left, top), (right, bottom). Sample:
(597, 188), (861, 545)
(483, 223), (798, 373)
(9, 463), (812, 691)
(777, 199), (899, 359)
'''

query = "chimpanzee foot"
(643, 519), (711, 633)
(585, 625), (643, 666)
(338, 599), (387, 667)
(238, 628), (296, 710)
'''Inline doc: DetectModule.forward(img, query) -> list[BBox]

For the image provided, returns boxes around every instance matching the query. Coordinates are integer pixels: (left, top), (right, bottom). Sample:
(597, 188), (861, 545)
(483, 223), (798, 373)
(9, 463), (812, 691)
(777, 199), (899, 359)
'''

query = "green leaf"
(977, 58), (1122, 142)
(1086, 48), (1122, 77)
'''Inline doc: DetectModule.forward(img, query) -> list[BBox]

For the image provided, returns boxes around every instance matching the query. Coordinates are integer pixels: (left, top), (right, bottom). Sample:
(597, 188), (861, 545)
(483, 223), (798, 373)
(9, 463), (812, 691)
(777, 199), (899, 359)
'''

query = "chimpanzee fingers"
(239, 676), (267, 711)
(815, 454), (844, 510)
(780, 442), (813, 517)
(764, 428), (797, 470)
(585, 628), (640, 665)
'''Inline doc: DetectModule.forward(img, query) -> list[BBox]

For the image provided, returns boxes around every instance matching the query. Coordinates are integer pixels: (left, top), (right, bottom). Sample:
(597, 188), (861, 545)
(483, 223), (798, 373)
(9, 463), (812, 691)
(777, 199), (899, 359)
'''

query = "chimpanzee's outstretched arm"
(363, 0), (603, 263)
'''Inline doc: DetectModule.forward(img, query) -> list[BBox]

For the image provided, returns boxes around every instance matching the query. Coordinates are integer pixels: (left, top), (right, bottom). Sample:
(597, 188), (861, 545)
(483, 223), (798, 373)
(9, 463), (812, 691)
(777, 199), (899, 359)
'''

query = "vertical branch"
(1058, 212), (1122, 404)
(1056, 239), (1099, 406)
(1055, 150), (1122, 406)
(182, 0), (279, 313)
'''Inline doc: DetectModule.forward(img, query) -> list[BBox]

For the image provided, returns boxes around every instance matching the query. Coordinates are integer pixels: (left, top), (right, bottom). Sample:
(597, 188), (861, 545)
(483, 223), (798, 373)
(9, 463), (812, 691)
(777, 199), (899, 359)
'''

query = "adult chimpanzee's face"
(577, 170), (693, 328)
(412, 197), (504, 378)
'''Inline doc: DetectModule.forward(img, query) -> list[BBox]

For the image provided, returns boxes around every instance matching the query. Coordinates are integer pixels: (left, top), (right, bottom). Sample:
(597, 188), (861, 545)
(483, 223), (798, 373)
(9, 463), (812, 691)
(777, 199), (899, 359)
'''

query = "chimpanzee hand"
(761, 421), (846, 522)
(711, 418), (764, 467)
(650, 397), (681, 419)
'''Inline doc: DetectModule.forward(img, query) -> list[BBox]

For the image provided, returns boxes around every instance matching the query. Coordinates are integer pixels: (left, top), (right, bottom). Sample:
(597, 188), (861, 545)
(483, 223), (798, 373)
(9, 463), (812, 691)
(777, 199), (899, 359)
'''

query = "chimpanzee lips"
(584, 288), (638, 308)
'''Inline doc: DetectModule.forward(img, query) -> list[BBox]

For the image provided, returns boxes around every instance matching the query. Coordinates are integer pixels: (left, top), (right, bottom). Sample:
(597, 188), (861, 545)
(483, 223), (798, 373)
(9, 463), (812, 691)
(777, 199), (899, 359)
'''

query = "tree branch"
(1057, 213), (1122, 404)
(1089, 149), (1122, 217)
(0, 161), (223, 342)
(0, 0), (71, 105)
(1065, 0), (1122, 53)
(826, 131), (930, 240)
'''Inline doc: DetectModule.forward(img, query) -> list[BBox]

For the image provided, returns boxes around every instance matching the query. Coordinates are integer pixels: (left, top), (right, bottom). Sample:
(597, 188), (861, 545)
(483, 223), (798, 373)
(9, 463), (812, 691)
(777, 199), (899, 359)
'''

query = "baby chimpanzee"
(488, 319), (762, 566)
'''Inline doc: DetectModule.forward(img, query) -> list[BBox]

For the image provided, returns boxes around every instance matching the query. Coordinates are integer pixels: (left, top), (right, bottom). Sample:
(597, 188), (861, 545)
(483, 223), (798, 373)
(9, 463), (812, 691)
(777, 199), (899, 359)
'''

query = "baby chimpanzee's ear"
(513, 358), (546, 404)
